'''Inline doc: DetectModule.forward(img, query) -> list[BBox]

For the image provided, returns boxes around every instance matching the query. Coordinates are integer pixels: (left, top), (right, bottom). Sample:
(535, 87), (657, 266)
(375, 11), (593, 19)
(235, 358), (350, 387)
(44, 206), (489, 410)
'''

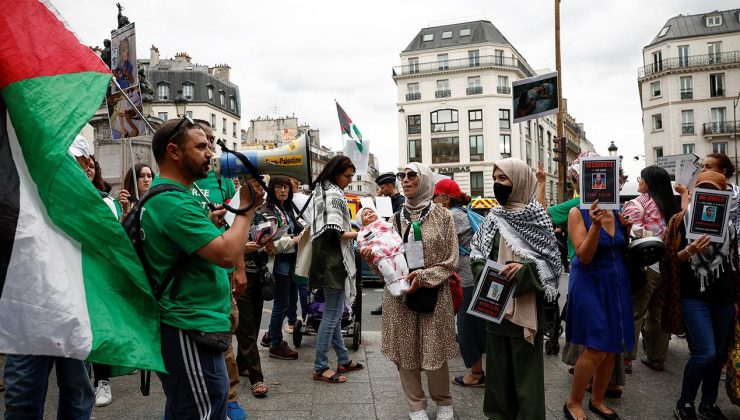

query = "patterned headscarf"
(403, 162), (435, 213)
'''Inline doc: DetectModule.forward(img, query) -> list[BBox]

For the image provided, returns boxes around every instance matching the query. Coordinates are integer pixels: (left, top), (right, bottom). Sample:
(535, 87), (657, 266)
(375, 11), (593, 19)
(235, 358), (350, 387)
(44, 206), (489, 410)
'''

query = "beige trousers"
(398, 361), (452, 412)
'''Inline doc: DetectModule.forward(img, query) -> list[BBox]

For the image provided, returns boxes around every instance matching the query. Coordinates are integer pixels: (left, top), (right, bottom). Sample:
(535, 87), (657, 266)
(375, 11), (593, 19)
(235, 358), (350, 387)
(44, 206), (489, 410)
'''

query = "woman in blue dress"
(564, 200), (634, 420)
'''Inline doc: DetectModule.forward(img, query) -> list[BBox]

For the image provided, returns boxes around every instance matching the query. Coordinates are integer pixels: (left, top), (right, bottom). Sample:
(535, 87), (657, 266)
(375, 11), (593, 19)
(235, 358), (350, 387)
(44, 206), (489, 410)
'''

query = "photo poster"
(466, 260), (517, 324)
(106, 85), (146, 140)
(110, 22), (138, 92)
(579, 156), (620, 210)
(687, 188), (733, 243)
(512, 71), (558, 124)
(375, 196), (394, 219)
(344, 139), (370, 176)
(675, 158), (700, 187)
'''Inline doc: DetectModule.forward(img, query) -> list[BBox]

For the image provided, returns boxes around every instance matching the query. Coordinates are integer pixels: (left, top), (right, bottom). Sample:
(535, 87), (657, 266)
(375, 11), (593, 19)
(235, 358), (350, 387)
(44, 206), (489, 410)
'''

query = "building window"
(230, 97), (236, 111)
(219, 92), (225, 107)
(708, 41), (722, 63)
(157, 83), (169, 100)
(470, 172), (484, 197)
(406, 82), (420, 101)
(431, 109), (458, 132)
(713, 142), (728, 154)
(211, 113), (216, 129)
(652, 50), (663, 72)
(499, 109), (510, 129)
(442, 31), (452, 39)
(681, 110), (694, 134)
(650, 81), (661, 97)
(678, 45), (689, 67)
(494, 49), (504, 65)
(680, 76), (693, 99)
(497, 76), (510, 94)
(706, 15), (722, 27)
(467, 76), (482, 95)
(409, 57), (419, 73)
(431, 137), (459, 163)
(682, 144), (695, 155)
(407, 115), (421, 134)
(158, 112), (168, 121)
(538, 137), (544, 163)
(408, 139), (422, 162)
(468, 50), (479, 67)
(710, 73), (724, 97)
(654, 147), (663, 161)
(658, 26), (670, 37)
(182, 83), (194, 100)
(437, 54), (449, 70)
(469, 110), (482, 130)
(459, 28), (471, 37)
(470, 135), (484, 161)
(710, 107), (727, 133)
(525, 141), (532, 166)
(233, 122), (237, 137)
(222, 118), (227, 134)
(435, 79), (450, 98)
(652, 114), (663, 131)
(208, 86), (214, 101)
(500, 134), (511, 157)
(423, 33), (434, 42)
(537, 125), (544, 143)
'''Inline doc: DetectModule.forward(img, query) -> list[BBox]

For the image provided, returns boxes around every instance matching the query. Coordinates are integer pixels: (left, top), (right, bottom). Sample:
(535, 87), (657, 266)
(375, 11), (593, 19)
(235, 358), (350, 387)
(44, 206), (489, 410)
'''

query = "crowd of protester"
(2, 115), (740, 420)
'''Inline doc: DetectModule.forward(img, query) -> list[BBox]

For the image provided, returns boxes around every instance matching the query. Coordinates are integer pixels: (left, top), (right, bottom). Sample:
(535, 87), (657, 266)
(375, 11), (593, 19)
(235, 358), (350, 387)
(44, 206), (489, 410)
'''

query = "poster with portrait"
(579, 156), (620, 210)
(687, 188), (732, 243)
(106, 86), (146, 140)
(110, 22), (137, 92)
(512, 71), (558, 124)
(467, 260), (517, 324)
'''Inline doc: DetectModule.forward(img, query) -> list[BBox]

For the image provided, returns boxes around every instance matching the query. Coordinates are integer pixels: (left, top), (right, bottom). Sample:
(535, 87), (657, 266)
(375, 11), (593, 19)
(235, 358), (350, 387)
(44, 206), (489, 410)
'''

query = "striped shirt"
(623, 193), (666, 239)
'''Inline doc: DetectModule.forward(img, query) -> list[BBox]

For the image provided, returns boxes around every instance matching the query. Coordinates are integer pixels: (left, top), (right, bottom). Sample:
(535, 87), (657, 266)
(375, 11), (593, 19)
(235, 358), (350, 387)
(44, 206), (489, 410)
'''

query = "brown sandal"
(312, 369), (347, 383)
(337, 361), (364, 373)
(251, 381), (268, 398)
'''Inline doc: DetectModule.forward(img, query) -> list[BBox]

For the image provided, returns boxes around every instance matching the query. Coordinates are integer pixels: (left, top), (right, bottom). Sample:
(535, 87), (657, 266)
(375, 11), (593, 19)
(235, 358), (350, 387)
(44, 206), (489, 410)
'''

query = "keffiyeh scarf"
(470, 201), (562, 301)
(311, 181), (357, 304)
(683, 210), (736, 292)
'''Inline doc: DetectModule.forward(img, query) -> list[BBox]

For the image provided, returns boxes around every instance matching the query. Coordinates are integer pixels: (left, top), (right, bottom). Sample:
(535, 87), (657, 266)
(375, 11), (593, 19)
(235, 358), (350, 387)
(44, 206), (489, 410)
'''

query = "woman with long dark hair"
(623, 165), (679, 374)
(309, 156), (362, 384)
(118, 163), (154, 217)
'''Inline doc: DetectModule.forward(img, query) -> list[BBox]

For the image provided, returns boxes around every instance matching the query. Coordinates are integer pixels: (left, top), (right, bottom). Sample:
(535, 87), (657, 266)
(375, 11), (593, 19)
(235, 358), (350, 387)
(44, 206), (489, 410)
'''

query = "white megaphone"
(213, 133), (313, 185)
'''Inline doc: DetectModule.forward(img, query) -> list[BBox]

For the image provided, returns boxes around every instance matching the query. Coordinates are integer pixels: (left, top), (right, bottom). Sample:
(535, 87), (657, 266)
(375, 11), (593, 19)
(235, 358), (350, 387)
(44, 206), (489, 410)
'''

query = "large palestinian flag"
(0, 0), (164, 371)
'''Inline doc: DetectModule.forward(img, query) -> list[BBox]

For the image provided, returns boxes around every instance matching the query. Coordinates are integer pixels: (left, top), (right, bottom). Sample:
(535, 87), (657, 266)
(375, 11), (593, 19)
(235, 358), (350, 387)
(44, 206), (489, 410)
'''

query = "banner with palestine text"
(0, 0), (164, 371)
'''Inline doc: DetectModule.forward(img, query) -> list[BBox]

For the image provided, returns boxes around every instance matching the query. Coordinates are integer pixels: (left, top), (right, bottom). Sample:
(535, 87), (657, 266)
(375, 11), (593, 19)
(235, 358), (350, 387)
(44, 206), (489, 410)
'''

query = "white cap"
(68, 135), (90, 158)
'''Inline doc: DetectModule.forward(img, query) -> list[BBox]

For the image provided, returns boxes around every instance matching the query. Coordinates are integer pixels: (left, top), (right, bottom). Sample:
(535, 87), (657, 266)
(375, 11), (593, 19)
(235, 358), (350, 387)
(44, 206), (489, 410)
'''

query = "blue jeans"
(678, 298), (735, 406)
(457, 286), (487, 368)
(3, 354), (93, 420)
(313, 287), (350, 372)
(288, 281), (308, 324)
(269, 272), (292, 347)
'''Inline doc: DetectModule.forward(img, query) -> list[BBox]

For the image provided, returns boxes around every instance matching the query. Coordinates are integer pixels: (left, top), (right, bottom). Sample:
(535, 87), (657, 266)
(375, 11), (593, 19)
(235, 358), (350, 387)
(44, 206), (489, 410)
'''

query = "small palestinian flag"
(336, 101), (363, 153)
(0, 0), (164, 371)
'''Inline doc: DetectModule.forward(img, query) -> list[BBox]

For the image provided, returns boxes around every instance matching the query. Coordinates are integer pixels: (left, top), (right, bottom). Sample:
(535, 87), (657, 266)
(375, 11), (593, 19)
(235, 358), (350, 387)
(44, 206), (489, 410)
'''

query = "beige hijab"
(403, 162), (435, 212)
(494, 158), (539, 343)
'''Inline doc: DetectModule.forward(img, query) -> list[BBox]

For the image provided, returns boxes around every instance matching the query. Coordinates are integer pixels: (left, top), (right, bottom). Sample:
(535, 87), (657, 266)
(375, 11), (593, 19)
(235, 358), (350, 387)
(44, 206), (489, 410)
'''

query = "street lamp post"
(734, 91), (740, 185)
(608, 141), (618, 157)
(175, 89), (187, 118)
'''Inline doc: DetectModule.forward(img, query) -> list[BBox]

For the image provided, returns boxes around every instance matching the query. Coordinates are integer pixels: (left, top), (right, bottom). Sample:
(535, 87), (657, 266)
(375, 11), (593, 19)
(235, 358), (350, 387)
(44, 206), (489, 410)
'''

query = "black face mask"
(494, 183), (513, 206)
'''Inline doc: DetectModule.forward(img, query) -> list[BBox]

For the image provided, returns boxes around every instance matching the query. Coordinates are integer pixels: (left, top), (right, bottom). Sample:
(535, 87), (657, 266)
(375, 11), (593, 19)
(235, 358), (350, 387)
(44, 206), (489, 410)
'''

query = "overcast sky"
(55, 0), (736, 178)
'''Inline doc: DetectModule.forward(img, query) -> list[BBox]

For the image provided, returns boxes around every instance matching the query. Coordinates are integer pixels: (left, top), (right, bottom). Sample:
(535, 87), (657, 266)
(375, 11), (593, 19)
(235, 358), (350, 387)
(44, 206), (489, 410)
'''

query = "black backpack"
(122, 183), (188, 396)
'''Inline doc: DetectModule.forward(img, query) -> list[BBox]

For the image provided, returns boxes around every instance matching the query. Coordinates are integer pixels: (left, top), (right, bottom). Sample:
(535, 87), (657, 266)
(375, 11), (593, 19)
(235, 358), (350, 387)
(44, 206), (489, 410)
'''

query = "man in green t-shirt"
(141, 117), (262, 419)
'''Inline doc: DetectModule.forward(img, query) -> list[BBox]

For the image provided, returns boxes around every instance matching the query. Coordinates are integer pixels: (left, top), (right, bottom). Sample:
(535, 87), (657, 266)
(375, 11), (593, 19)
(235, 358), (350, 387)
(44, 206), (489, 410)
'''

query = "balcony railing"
(435, 89), (451, 98)
(406, 92), (421, 101)
(497, 86), (511, 94)
(638, 51), (740, 78)
(710, 88), (725, 98)
(466, 86), (483, 95)
(680, 89), (693, 100)
(393, 54), (534, 78)
(682, 123), (694, 134)
(703, 121), (740, 135)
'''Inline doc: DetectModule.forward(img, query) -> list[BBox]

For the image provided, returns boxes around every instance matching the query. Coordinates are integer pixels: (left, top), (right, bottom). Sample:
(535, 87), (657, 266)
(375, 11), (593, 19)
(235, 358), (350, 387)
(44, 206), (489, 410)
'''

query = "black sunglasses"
(168, 115), (195, 142)
(396, 171), (418, 181)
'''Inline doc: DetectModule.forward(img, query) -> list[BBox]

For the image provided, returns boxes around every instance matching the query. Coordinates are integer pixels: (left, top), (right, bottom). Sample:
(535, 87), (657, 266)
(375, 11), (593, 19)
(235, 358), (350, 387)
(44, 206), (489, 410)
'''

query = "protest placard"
(687, 188), (733, 243)
(466, 260), (517, 324)
(579, 156), (620, 210)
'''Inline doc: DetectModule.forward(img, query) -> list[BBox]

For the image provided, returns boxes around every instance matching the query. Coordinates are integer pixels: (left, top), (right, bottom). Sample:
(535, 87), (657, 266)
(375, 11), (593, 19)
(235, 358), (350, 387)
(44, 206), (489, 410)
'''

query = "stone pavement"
(3, 329), (740, 419)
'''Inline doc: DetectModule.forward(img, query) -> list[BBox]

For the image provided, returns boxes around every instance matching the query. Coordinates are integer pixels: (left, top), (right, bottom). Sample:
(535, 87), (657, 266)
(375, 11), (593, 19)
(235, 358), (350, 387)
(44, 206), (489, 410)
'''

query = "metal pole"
(555, 0), (566, 203)
(735, 92), (739, 186)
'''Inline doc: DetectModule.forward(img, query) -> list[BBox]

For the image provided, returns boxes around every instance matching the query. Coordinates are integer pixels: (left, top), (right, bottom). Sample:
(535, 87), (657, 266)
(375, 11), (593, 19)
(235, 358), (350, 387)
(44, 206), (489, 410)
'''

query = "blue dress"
(565, 209), (635, 353)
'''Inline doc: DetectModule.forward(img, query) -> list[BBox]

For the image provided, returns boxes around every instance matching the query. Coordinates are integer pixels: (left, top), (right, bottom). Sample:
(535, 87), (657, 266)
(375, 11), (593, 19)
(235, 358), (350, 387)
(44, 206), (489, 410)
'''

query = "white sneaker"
(437, 405), (454, 420)
(284, 323), (294, 334)
(409, 409), (429, 420)
(95, 380), (112, 407)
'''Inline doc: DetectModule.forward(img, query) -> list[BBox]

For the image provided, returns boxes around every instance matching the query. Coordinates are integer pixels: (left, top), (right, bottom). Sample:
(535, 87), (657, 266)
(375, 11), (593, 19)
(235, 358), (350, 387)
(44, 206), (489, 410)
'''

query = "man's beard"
(187, 159), (210, 180)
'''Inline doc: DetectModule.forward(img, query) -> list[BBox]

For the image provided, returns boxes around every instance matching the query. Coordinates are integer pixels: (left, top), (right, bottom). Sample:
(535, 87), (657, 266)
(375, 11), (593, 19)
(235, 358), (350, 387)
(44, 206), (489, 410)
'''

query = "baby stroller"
(543, 292), (564, 355)
(292, 253), (363, 351)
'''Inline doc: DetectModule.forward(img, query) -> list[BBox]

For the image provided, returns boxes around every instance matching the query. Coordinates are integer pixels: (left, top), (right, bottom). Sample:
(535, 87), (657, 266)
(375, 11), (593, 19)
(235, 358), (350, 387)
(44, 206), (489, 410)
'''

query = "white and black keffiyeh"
(683, 210), (736, 292)
(311, 181), (357, 304)
(470, 201), (562, 301)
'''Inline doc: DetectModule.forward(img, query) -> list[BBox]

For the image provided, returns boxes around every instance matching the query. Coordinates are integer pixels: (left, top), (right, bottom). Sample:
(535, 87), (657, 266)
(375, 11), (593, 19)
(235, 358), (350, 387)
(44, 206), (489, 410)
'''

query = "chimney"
(150, 45), (160, 67)
(174, 52), (192, 62)
(211, 64), (231, 83)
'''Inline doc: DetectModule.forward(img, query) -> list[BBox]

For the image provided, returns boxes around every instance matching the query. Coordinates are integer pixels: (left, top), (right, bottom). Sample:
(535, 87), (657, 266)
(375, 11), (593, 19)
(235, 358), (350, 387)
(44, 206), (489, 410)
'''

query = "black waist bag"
(185, 330), (231, 352)
(404, 282), (440, 314)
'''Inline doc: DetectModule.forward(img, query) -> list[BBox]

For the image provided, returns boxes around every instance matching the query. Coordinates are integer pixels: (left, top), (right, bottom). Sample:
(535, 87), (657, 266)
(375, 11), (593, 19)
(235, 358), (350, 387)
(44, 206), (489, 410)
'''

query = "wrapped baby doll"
(356, 207), (410, 296)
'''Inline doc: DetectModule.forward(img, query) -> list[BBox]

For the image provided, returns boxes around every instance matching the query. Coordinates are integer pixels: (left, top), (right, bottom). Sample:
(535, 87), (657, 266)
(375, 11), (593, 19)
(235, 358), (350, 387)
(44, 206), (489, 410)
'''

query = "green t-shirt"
(548, 197), (580, 262)
(141, 177), (230, 332)
(192, 170), (236, 213)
